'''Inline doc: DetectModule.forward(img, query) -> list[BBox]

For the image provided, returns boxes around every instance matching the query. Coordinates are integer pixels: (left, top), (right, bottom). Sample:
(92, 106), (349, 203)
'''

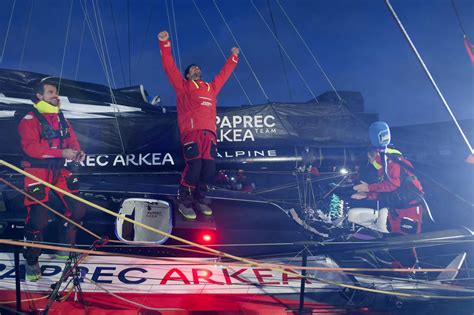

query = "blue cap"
(369, 121), (391, 149)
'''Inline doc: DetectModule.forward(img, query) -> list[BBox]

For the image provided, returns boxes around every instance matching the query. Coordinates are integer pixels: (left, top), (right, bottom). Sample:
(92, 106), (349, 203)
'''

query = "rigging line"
(109, 0), (126, 87)
(192, 0), (253, 105)
(2, 254), (468, 302)
(127, 0), (131, 85)
(19, 0), (34, 70)
(276, 0), (341, 102)
(136, 1), (155, 75)
(385, 0), (474, 155)
(7, 165), (468, 285)
(294, 164), (303, 206)
(58, 0), (75, 94)
(164, 0), (177, 61)
(252, 172), (352, 195)
(90, 0), (116, 95)
(6, 242), (298, 273)
(21, 261), (474, 302)
(250, 0), (318, 101)
(0, 160), (262, 266)
(79, 0), (110, 84)
(3, 242), (461, 303)
(310, 174), (318, 208)
(0, 178), (102, 239)
(31, 238), (215, 256)
(344, 271), (471, 290)
(170, 0), (182, 71)
(84, 275), (317, 288)
(322, 174), (349, 199)
(217, 170), (352, 176)
(285, 246), (307, 266)
(90, 0), (116, 94)
(266, 199), (301, 206)
(412, 164), (473, 208)
(0, 296), (49, 306)
(303, 173), (308, 208)
(5, 236), (474, 264)
(2, 238), (473, 281)
(267, 0), (293, 101)
(95, 0), (118, 90)
(22, 238), (474, 250)
(74, 15), (86, 80)
(81, 0), (125, 153)
(0, 0), (16, 63)
(302, 273), (474, 301)
(94, 0), (116, 90)
(213, 0), (270, 102)
(308, 177), (316, 207)
(450, 0), (468, 38)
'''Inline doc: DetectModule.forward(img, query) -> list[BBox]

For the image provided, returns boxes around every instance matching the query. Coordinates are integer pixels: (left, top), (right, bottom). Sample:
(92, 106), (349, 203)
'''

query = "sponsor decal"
(216, 115), (277, 142)
(66, 153), (176, 168)
(0, 255), (334, 294)
(65, 150), (280, 169)
(217, 149), (277, 159)
(62, 149), (282, 170)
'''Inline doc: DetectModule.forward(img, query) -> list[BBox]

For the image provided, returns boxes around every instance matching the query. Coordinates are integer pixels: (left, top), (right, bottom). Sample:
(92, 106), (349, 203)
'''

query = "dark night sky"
(0, 0), (472, 126)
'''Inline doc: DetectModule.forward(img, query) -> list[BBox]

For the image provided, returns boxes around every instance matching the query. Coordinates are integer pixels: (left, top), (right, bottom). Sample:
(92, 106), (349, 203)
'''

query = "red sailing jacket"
(159, 40), (238, 142)
(18, 111), (81, 161)
(18, 108), (81, 210)
(367, 152), (423, 207)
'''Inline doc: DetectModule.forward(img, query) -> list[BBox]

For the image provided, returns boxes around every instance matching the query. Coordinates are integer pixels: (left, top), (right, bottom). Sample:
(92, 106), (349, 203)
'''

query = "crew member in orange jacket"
(158, 30), (239, 220)
(18, 79), (86, 281)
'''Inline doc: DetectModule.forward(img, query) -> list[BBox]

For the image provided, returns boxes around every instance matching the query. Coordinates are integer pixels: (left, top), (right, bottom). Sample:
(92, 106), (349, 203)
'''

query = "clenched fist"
(158, 31), (169, 42)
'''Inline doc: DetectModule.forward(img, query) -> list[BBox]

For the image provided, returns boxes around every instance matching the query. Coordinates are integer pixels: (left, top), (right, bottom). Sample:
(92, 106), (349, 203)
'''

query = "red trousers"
(23, 167), (85, 265)
(388, 205), (423, 235)
(180, 130), (217, 188)
(23, 167), (80, 218)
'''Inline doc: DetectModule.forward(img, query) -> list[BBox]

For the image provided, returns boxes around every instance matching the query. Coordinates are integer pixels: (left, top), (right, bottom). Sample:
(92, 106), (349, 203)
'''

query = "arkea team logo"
(0, 254), (337, 294)
(216, 115), (277, 142)
(67, 153), (176, 168)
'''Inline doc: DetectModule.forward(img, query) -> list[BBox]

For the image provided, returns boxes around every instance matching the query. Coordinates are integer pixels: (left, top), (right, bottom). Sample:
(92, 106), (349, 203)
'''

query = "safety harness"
(22, 107), (71, 183)
(374, 149), (424, 210)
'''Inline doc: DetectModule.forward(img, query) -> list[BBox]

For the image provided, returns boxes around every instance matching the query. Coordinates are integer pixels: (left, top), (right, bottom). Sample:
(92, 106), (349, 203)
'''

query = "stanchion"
(14, 245), (22, 312)
(298, 246), (308, 315)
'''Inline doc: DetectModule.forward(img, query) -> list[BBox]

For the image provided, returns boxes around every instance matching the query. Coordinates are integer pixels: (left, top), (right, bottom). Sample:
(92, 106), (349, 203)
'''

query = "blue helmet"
(369, 121), (391, 149)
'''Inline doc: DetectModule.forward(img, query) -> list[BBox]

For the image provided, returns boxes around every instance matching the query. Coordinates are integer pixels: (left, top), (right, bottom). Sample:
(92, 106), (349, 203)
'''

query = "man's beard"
(48, 98), (59, 106)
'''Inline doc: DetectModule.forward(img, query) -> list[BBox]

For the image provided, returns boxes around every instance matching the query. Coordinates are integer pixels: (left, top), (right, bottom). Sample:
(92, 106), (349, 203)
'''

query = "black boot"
(177, 185), (197, 220)
(23, 230), (42, 281)
(194, 183), (212, 216)
(55, 221), (79, 260)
